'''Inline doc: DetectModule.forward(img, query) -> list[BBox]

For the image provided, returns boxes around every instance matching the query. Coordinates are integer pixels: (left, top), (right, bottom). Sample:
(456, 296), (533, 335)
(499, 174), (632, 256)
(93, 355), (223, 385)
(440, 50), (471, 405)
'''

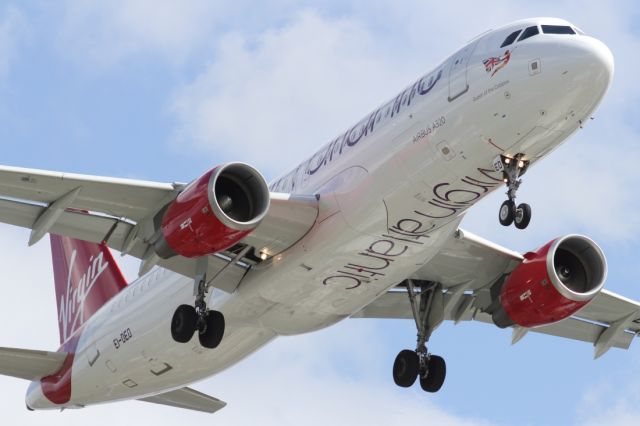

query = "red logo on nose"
(483, 50), (511, 76)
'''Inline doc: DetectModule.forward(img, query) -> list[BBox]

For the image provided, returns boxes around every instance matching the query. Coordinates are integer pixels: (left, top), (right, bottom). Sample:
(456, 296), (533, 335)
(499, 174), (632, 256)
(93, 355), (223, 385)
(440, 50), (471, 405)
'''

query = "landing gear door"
(448, 40), (479, 102)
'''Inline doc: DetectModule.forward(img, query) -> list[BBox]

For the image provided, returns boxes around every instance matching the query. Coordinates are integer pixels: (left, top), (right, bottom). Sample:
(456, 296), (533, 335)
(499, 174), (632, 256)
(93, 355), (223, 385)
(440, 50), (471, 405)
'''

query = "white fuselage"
(26, 17), (613, 409)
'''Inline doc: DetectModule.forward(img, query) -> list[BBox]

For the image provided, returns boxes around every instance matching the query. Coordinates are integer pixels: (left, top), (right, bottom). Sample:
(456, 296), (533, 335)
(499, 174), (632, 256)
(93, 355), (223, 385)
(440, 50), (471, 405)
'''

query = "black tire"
(393, 350), (419, 388)
(514, 203), (532, 229)
(171, 305), (197, 343)
(499, 200), (516, 226)
(198, 310), (225, 349)
(419, 355), (446, 393)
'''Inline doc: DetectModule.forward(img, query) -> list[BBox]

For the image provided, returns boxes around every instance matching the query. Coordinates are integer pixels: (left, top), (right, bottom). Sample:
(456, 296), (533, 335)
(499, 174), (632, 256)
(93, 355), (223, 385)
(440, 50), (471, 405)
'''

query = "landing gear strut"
(392, 280), (446, 393)
(495, 154), (531, 229)
(171, 261), (225, 349)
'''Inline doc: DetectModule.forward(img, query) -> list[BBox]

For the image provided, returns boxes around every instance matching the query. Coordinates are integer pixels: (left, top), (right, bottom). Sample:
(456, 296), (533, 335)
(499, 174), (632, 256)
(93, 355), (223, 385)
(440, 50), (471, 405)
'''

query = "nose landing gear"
(495, 154), (531, 229)
(392, 280), (446, 393)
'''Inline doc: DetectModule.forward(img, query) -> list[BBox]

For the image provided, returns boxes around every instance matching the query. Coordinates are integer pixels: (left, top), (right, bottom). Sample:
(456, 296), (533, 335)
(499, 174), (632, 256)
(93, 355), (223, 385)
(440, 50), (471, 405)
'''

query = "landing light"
(504, 158), (511, 164)
(518, 160), (525, 168)
(259, 251), (268, 260)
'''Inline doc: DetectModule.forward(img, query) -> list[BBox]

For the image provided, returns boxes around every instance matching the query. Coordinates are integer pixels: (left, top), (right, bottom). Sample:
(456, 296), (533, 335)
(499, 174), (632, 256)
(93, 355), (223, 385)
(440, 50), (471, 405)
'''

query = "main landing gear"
(171, 263), (225, 349)
(392, 280), (446, 393)
(495, 154), (531, 229)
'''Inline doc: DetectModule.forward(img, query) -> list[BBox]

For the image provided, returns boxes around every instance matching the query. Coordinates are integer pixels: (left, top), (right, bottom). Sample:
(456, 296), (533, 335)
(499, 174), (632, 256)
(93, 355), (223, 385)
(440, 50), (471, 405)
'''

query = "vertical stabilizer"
(50, 235), (128, 343)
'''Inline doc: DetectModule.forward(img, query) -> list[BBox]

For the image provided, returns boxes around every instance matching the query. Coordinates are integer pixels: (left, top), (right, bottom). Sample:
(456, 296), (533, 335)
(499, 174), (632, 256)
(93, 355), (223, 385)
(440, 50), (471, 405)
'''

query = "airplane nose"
(584, 37), (614, 87)
(539, 35), (614, 123)
(563, 36), (614, 96)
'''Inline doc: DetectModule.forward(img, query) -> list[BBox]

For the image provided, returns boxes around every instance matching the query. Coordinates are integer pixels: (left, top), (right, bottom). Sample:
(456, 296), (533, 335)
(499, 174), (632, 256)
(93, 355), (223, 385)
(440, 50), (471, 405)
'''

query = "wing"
(0, 165), (318, 291)
(0, 165), (178, 221)
(138, 387), (226, 413)
(353, 228), (640, 358)
(0, 347), (67, 381)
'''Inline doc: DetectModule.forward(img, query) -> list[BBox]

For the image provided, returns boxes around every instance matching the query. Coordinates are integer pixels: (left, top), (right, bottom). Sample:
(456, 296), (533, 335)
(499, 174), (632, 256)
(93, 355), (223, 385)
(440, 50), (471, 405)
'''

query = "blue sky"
(1, 1), (640, 425)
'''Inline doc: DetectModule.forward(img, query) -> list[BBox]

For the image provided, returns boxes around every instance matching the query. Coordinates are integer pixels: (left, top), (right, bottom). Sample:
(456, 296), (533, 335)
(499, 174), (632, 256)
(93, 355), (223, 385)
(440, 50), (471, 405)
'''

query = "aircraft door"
(448, 40), (479, 102)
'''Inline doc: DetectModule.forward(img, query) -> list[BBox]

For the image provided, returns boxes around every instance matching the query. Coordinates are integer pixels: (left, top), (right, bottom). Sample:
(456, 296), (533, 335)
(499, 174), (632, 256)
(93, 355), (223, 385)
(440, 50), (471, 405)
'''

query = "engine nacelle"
(492, 235), (607, 328)
(154, 163), (270, 259)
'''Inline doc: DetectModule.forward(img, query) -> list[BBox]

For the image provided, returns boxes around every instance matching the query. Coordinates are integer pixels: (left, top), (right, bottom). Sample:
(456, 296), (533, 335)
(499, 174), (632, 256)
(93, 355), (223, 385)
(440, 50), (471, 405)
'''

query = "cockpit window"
(541, 25), (576, 35)
(500, 30), (522, 48)
(517, 26), (539, 41)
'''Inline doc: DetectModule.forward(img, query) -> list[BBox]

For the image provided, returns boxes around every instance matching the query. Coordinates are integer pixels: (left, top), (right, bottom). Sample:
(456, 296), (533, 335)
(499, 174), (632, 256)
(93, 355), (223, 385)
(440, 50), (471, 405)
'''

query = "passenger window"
(500, 30), (522, 48)
(541, 25), (576, 35)
(517, 26), (539, 42)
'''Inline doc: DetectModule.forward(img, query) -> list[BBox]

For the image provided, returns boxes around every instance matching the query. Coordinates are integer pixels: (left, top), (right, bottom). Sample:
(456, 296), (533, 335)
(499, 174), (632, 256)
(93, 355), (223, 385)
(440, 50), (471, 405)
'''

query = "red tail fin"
(50, 235), (128, 344)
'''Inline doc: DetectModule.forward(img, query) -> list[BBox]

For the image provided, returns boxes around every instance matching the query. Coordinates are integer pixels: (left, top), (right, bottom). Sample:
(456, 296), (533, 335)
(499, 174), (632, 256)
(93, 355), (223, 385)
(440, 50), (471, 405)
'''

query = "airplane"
(0, 16), (638, 413)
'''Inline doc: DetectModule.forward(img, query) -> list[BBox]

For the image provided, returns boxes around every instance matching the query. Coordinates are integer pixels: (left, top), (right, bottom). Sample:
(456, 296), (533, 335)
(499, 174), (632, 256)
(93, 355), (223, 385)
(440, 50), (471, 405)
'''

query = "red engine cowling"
(154, 163), (270, 259)
(492, 235), (607, 328)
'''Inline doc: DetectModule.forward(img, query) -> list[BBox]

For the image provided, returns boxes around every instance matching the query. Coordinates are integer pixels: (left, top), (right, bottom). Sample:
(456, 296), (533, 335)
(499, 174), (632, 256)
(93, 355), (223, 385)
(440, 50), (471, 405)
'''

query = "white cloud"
(57, 0), (230, 67)
(583, 411), (640, 426)
(575, 379), (640, 426)
(170, 9), (426, 176)
(0, 228), (58, 349)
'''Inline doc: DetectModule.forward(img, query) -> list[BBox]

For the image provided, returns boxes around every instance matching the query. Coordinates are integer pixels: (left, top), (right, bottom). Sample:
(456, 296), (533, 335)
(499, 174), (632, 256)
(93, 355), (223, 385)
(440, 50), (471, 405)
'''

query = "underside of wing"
(0, 165), (178, 221)
(0, 164), (319, 291)
(353, 228), (640, 358)
(410, 228), (523, 291)
(138, 387), (226, 413)
(0, 347), (67, 381)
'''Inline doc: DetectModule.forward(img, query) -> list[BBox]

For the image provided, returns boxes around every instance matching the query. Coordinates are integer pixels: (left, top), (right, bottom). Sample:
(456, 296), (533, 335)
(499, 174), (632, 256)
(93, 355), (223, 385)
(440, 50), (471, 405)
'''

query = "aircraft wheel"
(198, 310), (226, 349)
(419, 355), (446, 393)
(393, 350), (419, 388)
(499, 200), (516, 226)
(514, 203), (532, 229)
(171, 305), (197, 343)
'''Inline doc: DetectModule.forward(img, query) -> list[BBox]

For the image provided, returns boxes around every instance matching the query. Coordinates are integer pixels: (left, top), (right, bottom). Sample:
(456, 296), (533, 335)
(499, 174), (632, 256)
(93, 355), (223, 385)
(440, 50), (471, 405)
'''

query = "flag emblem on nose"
(483, 50), (511, 77)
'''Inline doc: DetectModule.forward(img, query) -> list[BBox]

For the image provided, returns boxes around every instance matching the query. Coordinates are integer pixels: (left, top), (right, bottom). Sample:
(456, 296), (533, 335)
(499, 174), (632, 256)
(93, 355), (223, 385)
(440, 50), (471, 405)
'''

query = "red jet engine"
(492, 235), (607, 328)
(154, 163), (270, 259)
